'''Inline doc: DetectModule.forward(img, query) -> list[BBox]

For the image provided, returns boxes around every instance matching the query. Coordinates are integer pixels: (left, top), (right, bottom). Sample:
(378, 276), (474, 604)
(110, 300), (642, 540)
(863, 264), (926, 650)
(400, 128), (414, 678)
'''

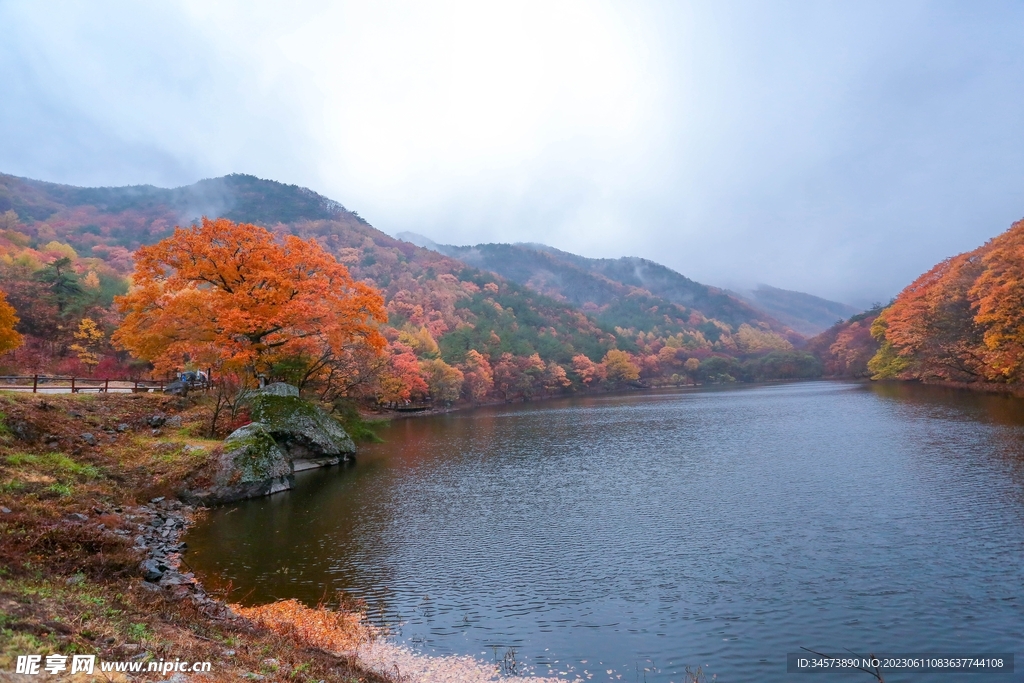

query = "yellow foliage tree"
(398, 326), (440, 358)
(0, 290), (24, 355)
(419, 357), (464, 403)
(602, 349), (640, 384)
(69, 318), (104, 369)
(734, 323), (793, 353)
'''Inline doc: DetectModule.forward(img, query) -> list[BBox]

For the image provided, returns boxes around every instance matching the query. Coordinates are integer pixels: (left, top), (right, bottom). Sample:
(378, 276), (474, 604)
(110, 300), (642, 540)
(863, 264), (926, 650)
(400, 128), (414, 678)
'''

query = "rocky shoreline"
(129, 497), (224, 611)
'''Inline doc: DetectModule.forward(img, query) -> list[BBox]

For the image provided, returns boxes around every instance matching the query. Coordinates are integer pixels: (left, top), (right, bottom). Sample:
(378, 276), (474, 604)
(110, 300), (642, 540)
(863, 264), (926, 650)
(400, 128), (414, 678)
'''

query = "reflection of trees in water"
(867, 380), (1024, 511)
(869, 380), (1024, 426)
(187, 459), (400, 619)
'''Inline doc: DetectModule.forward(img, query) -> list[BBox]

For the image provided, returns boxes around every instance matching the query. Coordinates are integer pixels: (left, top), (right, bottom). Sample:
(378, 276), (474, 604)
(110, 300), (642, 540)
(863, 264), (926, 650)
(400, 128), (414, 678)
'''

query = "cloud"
(4, 1), (1024, 305)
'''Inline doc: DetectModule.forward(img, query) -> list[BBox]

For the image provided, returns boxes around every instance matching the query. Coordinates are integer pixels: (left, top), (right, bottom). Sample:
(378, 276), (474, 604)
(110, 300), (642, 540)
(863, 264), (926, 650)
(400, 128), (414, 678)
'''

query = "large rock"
(250, 393), (355, 470)
(183, 423), (292, 504)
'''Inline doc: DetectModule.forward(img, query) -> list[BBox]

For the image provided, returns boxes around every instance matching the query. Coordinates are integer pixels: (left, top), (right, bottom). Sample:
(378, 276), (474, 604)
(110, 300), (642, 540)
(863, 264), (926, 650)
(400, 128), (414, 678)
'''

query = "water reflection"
(187, 381), (1024, 683)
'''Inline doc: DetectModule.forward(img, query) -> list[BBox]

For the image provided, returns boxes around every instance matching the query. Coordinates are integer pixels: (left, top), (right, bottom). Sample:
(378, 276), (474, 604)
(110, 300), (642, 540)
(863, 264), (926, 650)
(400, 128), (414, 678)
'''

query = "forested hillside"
(424, 240), (799, 338)
(0, 173), (824, 404)
(806, 306), (883, 378)
(812, 216), (1024, 388)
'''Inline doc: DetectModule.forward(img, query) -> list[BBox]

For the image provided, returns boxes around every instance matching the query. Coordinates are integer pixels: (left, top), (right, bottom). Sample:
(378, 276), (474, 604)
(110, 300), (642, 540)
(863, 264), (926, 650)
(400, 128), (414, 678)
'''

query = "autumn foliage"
(869, 218), (1024, 384)
(0, 290), (23, 355)
(113, 218), (387, 379)
(0, 174), (825, 402)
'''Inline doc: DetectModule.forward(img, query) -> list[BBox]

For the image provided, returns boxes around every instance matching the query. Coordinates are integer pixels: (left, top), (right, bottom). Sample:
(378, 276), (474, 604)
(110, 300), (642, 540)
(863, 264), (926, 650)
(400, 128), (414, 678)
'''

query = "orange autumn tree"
(869, 252), (986, 381)
(113, 217), (388, 388)
(970, 219), (1024, 382)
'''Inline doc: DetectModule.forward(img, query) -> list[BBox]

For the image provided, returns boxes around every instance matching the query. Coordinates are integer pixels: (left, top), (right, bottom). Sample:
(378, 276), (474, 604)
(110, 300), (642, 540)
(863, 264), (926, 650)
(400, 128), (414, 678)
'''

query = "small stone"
(150, 497), (165, 503)
(223, 649), (236, 657)
(165, 415), (183, 428)
(65, 574), (85, 585)
(133, 535), (147, 547)
(163, 380), (189, 396)
(80, 433), (97, 446)
(116, 423), (130, 432)
(0, 507), (10, 514)
(151, 429), (162, 436)
(140, 559), (166, 582)
(68, 410), (84, 418)
(46, 441), (58, 450)
(10, 419), (39, 443)
(67, 513), (89, 522)
(148, 414), (167, 428)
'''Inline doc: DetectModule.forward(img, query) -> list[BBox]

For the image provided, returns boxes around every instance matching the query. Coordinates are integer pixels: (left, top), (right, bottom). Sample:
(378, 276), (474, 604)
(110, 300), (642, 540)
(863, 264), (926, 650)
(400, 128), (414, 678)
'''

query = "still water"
(186, 381), (1024, 682)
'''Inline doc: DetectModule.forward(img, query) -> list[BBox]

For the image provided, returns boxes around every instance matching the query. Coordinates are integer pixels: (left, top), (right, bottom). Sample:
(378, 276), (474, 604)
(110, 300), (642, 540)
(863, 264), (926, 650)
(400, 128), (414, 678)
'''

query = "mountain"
(1, 172), (825, 394)
(0, 173), (622, 362)
(0, 173), (352, 252)
(733, 284), (861, 336)
(404, 238), (802, 343)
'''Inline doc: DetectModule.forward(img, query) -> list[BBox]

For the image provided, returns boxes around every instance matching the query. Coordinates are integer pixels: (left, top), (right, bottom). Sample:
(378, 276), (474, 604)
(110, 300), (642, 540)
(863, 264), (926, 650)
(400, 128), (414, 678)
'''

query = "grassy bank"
(0, 391), (386, 682)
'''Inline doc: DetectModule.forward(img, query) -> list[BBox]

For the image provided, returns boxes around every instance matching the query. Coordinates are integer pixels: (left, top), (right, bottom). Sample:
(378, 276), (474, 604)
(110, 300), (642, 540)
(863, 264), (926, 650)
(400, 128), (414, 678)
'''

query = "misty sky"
(3, 1), (1024, 306)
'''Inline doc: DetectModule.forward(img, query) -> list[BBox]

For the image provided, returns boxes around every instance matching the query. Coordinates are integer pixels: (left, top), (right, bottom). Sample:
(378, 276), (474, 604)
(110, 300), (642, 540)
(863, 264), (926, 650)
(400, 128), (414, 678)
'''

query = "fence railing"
(0, 375), (168, 394)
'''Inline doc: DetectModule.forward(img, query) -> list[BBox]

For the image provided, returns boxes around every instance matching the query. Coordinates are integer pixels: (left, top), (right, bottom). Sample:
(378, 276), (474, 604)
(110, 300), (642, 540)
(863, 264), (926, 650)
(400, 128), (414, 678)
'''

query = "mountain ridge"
(397, 232), (857, 337)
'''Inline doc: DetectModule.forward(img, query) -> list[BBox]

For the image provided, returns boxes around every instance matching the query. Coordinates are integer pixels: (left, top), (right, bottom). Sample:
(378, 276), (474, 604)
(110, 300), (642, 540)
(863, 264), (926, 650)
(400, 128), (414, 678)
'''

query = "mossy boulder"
(183, 390), (357, 505)
(249, 394), (355, 469)
(223, 423), (292, 482)
(182, 423), (292, 505)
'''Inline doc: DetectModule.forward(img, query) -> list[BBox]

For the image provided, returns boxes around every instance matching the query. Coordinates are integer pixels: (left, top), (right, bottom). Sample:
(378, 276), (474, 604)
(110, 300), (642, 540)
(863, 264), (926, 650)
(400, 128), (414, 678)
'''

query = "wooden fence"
(0, 375), (168, 394)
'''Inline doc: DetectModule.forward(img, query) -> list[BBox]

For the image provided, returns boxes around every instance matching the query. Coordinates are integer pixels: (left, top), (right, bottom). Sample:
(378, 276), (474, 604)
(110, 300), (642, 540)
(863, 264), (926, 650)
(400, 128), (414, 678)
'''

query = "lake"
(186, 381), (1024, 682)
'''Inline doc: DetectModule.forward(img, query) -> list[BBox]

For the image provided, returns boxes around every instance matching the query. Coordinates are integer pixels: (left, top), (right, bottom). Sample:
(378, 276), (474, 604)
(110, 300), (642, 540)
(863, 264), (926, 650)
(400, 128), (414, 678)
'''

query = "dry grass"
(0, 574), (390, 682)
(231, 599), (377, 654)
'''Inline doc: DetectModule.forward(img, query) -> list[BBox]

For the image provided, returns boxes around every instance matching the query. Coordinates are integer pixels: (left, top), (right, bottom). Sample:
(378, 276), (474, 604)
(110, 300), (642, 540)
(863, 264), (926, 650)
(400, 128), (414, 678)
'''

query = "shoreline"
(0, 389), (581, 683)
(371, 377), (846, 422)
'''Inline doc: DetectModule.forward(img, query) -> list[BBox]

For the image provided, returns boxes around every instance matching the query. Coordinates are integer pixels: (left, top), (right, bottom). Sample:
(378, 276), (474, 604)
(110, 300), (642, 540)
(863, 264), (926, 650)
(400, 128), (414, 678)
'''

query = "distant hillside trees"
(0, 211), (129, 375)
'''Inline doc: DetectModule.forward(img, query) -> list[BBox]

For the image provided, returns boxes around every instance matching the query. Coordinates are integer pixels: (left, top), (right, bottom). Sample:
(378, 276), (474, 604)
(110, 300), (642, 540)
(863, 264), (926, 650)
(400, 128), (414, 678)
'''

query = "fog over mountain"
(4, 2), (1024, 305)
